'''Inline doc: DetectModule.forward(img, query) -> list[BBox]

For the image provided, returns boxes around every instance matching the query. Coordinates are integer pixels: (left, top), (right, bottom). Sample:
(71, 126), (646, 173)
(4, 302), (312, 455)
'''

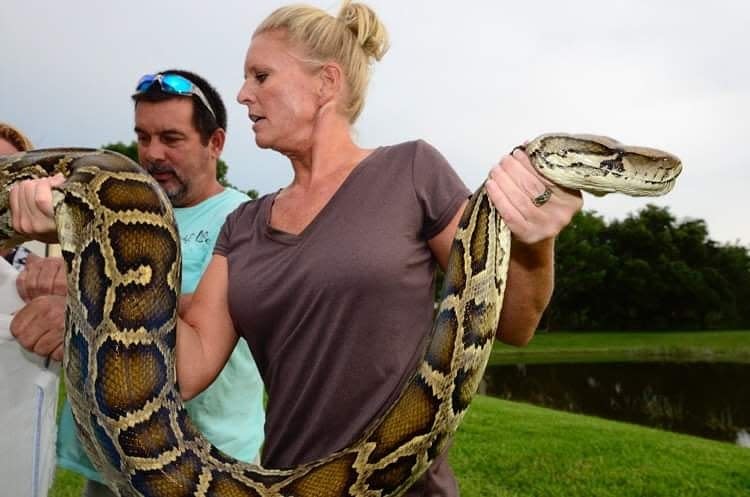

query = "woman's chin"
(253, 134), (273, 150)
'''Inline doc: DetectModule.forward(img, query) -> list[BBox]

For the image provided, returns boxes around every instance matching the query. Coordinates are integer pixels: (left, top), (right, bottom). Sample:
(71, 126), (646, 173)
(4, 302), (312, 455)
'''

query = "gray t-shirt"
(215, 140), (470, 496)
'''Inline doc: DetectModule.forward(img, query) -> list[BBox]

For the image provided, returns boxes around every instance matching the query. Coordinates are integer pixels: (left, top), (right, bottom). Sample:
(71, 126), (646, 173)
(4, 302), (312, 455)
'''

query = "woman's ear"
(318, 62), (344, 106)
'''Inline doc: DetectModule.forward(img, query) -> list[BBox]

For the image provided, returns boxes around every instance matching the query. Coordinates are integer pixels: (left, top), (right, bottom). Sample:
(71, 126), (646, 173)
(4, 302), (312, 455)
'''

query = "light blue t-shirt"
(57, 188), (265, 482)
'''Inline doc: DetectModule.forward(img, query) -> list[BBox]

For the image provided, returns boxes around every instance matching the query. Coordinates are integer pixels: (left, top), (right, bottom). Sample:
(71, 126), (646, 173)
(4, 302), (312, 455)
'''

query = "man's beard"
(144, 163), (188, 207)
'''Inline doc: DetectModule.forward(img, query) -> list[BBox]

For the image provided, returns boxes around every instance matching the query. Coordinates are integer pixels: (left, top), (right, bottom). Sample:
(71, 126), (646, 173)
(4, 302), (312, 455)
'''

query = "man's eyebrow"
(161, 129), (186, 137)
(133, 126), (186, 136)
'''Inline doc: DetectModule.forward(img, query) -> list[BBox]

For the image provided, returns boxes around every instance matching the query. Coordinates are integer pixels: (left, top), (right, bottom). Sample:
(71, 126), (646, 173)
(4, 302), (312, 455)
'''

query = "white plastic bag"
(0, 258), (60, 497)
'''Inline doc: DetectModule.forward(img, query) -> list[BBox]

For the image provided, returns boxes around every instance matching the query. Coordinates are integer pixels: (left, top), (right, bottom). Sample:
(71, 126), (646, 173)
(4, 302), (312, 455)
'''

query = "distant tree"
(541, 204), (750, 331)
(216, 158), (230, 187)
(103, 141), (138, 162)
(542, 210), (616, 331)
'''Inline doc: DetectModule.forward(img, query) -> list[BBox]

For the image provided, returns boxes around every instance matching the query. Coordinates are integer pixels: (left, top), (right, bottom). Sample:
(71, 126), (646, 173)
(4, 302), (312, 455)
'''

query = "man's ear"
(208, 128), (226, 160)
(318, 62), (344, 106)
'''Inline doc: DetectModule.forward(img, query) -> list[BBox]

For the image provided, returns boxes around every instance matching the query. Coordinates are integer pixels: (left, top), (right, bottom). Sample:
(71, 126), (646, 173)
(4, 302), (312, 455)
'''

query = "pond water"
(482, 362), (750, 446)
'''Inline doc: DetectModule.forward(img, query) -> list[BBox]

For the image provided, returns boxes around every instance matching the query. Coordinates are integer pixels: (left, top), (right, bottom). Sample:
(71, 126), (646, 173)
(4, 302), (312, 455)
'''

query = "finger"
(16, 268), (30, 301)
(512, 147), (533, 168)
(36, 259), (61, 297)
(33, 326), (65, 357)
(19, 258), (50, 301)
(24, 252), (42, 266)
(489, 158), (540, 220)
(23, 256), (67, 297)
(485, 177), (528, 231)
(49, 173), (66, 188)
(510, 149), (553, 199)
(9, 308), (42, 350)
(53, 262), (68, 296)
(10, 180), (35, 234)
(50, 343), (64, 362)
(33, 177), (57, 218)
(26, 264), (43, 300)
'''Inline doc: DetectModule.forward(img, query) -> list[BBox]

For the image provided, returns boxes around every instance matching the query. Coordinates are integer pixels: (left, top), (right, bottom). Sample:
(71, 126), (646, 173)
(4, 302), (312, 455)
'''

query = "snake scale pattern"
(0, 134), (681, 497)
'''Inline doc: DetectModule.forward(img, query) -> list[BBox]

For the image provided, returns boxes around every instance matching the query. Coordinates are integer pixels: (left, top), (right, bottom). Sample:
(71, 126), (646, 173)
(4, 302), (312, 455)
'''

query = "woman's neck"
(284, 113), (368, 191)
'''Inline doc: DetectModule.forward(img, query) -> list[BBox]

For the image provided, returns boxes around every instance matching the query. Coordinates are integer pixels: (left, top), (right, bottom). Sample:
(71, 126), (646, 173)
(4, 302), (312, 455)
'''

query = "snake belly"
(0, 135), (681, 497)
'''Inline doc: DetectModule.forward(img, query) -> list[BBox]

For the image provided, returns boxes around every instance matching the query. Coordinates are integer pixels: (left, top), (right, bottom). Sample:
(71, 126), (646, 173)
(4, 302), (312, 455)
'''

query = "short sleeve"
(411, 140), (471, 240)
(214, 208), (237, 257)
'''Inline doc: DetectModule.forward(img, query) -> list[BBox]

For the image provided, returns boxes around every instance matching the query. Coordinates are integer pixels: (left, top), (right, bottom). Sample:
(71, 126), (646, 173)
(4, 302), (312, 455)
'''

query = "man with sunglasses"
(10, 70), (265, 497)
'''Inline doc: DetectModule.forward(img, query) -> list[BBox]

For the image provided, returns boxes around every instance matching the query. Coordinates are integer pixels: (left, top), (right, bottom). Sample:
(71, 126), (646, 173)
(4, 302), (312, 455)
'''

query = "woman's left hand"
(485, 148), (582, 245)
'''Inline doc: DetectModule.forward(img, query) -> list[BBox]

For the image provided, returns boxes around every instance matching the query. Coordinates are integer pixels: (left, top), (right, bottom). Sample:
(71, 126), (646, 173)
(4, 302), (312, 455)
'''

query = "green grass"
(49, 468), (84, 497)
(450, 396), (750, 497)
(491, 330), (750, 364)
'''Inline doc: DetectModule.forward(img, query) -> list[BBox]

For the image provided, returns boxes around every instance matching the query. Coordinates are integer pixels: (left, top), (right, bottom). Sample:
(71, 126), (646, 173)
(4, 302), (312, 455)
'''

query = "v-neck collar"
(262, 146), (384, 245)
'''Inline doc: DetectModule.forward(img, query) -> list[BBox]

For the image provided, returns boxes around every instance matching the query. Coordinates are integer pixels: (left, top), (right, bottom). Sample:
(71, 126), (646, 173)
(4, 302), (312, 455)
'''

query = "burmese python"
(0, 134), (681, 497)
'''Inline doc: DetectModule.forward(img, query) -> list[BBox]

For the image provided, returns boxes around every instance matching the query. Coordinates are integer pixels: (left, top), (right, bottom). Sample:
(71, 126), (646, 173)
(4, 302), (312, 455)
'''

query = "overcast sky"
(2, 1), (748, 245)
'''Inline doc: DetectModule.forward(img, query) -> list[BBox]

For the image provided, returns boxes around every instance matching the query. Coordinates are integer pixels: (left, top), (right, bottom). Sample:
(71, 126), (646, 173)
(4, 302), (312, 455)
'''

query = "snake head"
(523, 133), (682, 197)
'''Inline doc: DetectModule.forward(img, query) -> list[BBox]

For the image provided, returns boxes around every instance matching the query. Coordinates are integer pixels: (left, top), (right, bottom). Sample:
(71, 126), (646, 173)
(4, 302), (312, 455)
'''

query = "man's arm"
(10, 295), (66, 361)
(10, 255), (68, 361)
(16, 254), (67, 301)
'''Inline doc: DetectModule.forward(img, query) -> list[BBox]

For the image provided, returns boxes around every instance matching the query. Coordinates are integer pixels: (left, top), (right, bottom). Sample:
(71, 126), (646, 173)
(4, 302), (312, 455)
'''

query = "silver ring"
(532, 186), (552, 207)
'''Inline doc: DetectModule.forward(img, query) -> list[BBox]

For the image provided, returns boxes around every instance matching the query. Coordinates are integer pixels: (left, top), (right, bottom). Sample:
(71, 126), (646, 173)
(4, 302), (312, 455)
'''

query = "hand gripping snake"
(0, 134), (681, 497)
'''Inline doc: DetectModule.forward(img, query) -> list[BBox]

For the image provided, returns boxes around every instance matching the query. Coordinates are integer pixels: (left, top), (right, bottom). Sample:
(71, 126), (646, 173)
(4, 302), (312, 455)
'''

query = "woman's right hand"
(9, 174), (64, 242)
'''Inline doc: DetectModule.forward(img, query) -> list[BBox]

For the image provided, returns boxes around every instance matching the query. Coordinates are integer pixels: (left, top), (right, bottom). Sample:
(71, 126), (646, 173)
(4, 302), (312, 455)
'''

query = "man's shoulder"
(220, 187), (252, 204)
(214, 187), (251, 208)
(194, 188), (249, 215)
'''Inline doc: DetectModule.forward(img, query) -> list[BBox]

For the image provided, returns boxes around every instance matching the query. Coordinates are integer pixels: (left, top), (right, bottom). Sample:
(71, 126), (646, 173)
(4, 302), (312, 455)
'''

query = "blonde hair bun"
(337, 1), (389, 61)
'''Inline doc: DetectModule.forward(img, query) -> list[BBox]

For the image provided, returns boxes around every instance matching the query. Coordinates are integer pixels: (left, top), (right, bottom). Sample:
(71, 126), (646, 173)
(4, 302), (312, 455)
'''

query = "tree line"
(542, 205), (750, 331)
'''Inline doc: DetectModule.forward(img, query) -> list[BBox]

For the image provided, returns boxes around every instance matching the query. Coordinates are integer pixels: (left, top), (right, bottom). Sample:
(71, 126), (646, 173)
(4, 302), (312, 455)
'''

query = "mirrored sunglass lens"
(135, 74), (157, 92)
(161, 74), (193, 94)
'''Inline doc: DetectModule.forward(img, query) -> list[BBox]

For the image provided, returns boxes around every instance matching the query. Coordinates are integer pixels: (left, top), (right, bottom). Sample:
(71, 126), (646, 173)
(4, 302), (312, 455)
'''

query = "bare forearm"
(496, 237), (555, 346)
(175, 258), (239, 401)
(175, 314), (236, 401)
(175, 317), (213, 400)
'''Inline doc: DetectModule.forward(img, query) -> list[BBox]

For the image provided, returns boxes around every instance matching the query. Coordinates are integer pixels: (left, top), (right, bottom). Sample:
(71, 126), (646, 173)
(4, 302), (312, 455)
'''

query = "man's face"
(134, 98), (215, 207)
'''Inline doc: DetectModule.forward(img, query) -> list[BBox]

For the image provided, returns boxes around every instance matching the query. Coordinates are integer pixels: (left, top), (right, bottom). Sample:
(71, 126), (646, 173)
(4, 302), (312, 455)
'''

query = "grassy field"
(48, 330), (750, 496)
(450, 396), (750, 497)
(491, 330), (750, 364)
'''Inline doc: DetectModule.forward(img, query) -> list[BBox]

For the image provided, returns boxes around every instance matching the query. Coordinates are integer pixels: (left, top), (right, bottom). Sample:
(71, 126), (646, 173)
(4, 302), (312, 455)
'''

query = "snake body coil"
(0, 134), (681, 497)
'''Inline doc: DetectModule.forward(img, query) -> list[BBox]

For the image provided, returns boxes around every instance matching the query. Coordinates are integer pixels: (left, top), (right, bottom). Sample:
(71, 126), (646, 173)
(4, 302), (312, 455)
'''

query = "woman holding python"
(9, 2), (581, 495)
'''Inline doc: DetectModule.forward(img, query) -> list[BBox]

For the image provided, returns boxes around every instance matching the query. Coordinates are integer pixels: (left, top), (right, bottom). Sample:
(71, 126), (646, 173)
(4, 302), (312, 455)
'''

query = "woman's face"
(0, 138), (20, 155)
(237, 31), (323, 154)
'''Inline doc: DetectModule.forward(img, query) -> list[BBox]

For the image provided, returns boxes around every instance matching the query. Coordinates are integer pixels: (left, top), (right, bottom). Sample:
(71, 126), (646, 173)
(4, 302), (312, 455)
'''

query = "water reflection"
(483, 362), (750, 445)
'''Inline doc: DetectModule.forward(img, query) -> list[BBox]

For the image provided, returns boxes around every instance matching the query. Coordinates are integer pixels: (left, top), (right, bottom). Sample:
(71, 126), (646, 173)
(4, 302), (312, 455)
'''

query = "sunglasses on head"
(134, 73), (217, 120)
